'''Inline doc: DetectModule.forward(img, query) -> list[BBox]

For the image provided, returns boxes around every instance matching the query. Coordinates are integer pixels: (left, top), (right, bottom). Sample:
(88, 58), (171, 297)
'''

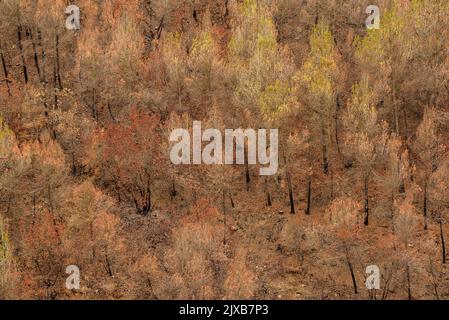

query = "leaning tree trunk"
(346, 252), (358, 294)
(0, 44), (11, 96)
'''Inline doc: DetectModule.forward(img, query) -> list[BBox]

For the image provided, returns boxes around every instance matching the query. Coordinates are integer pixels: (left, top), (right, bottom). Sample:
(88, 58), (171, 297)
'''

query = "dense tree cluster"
(0, 0), (449, 299)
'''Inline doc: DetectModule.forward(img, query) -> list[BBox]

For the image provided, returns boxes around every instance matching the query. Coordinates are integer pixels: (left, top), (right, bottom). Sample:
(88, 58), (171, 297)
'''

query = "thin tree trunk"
(229, 193), (235, 209)
(53, 63), (58, 108)
(321, 123), (329, 175)
(17, 26), (28, 83)
(335, 95), (341, 154)
(29, 29), (42, 81)
(406, 264), (412, 300)
(92, 88), (98, 120)
(38, 30), (47, 84)
(403, 104), (409, 140)
(305, 175), (312, 215)
(104, 249), (113, 277)
(392, 82), (399, 136)
(55, 34), (62, 89)
(423, 183), (428, 230)
(108, 103), (116, 122)
(245, 149), (250, 191)
(0, 45), (11, 96)
(287, 172), (295, 214)
(222, 190), (226, 245)
(346, 253), (358, 294)
(170, 177), (177, 198)
(440, 219), (446, 264)
(265, 177), (272, 206)
(364, 176), (369, 226)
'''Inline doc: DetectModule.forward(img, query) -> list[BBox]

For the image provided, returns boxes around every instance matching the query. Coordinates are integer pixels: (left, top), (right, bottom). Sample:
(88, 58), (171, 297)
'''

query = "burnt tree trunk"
(346, 253), (358, 294)
(287, 172), (295, 214)
(245, 148), (250, 191)
(406, 264), (412, 300)
(0, 45), (11, 96)
(364, 176), (369, 226)
(29, 29), (42, 81)
(321, 123), (329, 175)
(229, 193), (235, 209)
(17, 26), (28, 83)
(423, 183), (428, 230)
(305, 175), (312, 215)
(55, 34), (62, 89)
(440, 219), (446, 264)
(265, 177), (272, 206)
(38, 30), (47, 84)
(222, 190), (227, 245)
(335, 95), (341, 154)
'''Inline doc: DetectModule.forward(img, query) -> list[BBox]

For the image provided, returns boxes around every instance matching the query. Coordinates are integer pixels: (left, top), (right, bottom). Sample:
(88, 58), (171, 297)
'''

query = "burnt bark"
(440, 219), (446, 264)
(287, 172), (295, 214)
(305, 175), (312, 215)
(0, 45), (11, 96)
(17, 26), (28, 83)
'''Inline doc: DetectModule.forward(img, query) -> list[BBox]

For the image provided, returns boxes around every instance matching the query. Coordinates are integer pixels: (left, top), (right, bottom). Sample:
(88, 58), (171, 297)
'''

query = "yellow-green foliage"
(189, 31), (216, 80)
(0, 217), (11, 297)
(191, 32), (214, 61)
(0, 117), (16, 159)
(259, 80), (294, 122)
(228, 0), (295, 122)
(345, 79), (378, 137)
(228, 0), (277, 62)
(355, 0), (406, 71)
(296, 21), (336, 105)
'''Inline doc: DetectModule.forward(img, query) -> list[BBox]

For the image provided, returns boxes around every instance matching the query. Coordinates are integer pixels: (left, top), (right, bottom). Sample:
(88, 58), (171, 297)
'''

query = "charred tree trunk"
(321, 123), (329, 175)
(335, 95), (341, 154)
(222, 190), (227, 245)
(423, 183), (428, 230)
(170, 177), (177, 198)
(245, 149), (250, 191)
(53, 63), (58, 108)
(287, 172), (295, 214)
(305, 175), (312, 215)
(91, 88), (98, 120)
(406, 264), (412, 300)
(0, 45), (11, 96)
(17, 26), (28, 83)
(229, 193), (235, 209)
(265, 177), (272, 206)
(440, 219), (446, 264)
(108, 104), (116, 122)
(38, 30), (47, 85)
(55, 34), (62, 89)
(364, 176), (369, 226)
(346, 253), (358, 294)
(29, 29), (42, 82)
